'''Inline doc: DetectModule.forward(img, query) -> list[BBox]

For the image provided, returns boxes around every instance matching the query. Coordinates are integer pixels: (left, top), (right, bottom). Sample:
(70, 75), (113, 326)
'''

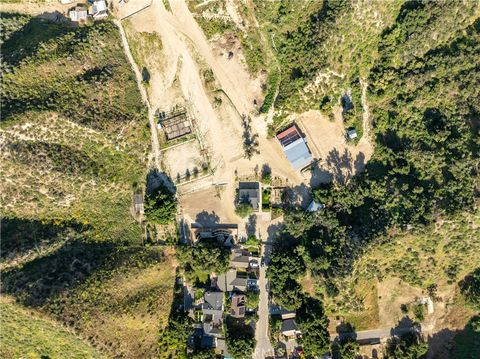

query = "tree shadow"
(341, 91), (354, 114)
(245, 214), (257, 237)
(1, 13), (75, 68)
(390, 315), (415, 336)
(353, 152), (366, 174)
(1, 237), (119, 307)
(261, 163), (272, 182)
(0, 218), (90, 265)
(333, 320), (358, 346)
(241, 115), (259, 159)
(146, 168), (176, 196)
(195, 211), (220, 227)
(282, 183), (312, 209)
(426, 316), (479, 359)
(326, 148), (353, 184)
(309, 159), (333, 189)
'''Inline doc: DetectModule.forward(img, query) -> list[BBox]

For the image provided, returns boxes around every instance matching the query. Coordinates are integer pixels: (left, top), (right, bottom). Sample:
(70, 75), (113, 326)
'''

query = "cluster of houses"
(65, 0), (109, 22)
(186, 225), (261, 356)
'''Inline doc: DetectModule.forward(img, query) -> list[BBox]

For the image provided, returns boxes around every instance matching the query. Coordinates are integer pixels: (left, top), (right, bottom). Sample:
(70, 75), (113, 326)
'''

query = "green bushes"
(246, 290), (260, 310)
(144, 185), (177, 225)
(259, 71), (279, 113)
(459, 268), (480, 310)
(0, 299), (101, 359)
(196, 17), (234, 39)
(296, 297), (330, 356)
(235, 202), (254, 218)
(225, 317), (256, 359)
(384, 331), (428, 359)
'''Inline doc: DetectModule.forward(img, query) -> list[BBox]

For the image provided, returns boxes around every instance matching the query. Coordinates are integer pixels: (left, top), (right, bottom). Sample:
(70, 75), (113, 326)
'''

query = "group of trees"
(267, 239), (331, 356)
(384, 331), (428, 359)
(144, 184), (177, 225)
(225, 318), (256, 359)
(275, 0), (479, 293)
(176, 239), (230, 284)
(268, 2), (479, 357)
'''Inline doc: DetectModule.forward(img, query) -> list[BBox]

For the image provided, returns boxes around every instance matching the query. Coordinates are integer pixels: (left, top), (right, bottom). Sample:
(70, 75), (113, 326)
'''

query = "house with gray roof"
(201, 291), (224, 337)
(215, 270), (247, 292)
(238, 182), (260, 211)
(281, 318), (300, 337)
(230, 248), (250, 269)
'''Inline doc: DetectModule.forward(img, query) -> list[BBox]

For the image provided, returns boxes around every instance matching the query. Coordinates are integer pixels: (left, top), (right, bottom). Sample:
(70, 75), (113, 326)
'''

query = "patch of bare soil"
(118, 0), (374, 227)
(296, 109), (374, 185)
(377, 277), (424, 328)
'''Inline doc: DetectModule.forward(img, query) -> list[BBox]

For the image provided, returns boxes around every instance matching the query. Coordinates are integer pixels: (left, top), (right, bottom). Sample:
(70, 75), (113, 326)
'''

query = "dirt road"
(330, 326), (416, 342)
(122, 0), (304, 206)
(115, 20), (161, 170)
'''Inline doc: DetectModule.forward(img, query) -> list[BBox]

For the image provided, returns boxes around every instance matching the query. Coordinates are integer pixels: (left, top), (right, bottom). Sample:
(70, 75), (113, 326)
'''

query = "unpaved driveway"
(121, 0), (305, 206)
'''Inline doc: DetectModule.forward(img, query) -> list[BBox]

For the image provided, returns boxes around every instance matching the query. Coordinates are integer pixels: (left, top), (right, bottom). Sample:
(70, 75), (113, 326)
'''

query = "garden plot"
(162, 140), (207, 183)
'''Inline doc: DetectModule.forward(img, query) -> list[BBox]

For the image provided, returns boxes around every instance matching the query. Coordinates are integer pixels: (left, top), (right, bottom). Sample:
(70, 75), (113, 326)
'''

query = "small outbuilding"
(347, 128), (357, 140)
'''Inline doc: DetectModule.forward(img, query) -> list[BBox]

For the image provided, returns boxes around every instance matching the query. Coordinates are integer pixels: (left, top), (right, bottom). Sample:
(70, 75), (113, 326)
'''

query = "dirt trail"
(167, 0), (252, 115)
(122, 0), (303, 184)
(360, 78), (372, 141)
(114, 20), (161, 170)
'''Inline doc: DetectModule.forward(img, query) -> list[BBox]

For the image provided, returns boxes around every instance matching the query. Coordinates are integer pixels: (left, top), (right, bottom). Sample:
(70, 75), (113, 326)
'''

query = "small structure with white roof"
(69, 5), (88, 22)
(347, 128), (358, 140)
(90, 0), (108, 20)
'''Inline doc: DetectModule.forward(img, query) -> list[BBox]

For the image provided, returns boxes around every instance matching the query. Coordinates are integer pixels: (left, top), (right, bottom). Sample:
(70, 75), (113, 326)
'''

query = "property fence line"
(120, 0), (153, 21)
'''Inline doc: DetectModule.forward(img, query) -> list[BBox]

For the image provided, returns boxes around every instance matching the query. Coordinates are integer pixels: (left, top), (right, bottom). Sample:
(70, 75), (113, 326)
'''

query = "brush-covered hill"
(0, 13), (175, 358)
(0, 296), (104, 359)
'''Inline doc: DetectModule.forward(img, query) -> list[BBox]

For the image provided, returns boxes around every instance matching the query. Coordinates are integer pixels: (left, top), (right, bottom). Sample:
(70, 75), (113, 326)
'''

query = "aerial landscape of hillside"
(0, 0), (479, 358)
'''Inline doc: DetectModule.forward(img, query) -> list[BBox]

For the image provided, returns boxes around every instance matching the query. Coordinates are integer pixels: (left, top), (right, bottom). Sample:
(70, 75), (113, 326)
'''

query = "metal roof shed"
(283, 138), (312, 170)
(277, 125), (312, 170)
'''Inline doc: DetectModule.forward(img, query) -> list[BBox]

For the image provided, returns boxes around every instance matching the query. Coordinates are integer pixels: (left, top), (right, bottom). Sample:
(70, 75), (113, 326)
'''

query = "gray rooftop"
(204, 291), (223, 310)
(281, 319), (298, 334)
(283, 137), (312, 170)
(238, 182), (260, 210)
(216, 270), (247, 292)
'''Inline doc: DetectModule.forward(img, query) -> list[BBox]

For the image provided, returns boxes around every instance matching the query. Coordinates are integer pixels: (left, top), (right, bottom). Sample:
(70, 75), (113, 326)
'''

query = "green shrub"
(235, 202), (254, 218)
(144, 185), (177, 225)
